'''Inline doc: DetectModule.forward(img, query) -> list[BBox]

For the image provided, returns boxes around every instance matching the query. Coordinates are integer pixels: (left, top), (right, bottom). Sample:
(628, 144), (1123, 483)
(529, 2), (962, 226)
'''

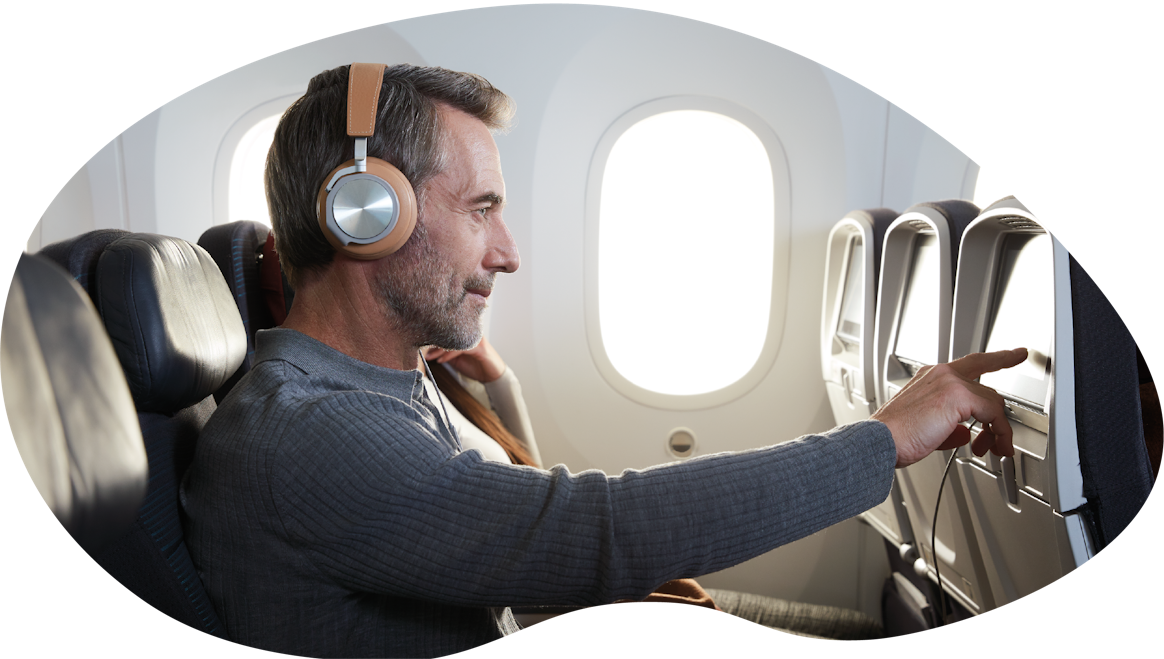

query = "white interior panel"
(528, 10), (841, 474)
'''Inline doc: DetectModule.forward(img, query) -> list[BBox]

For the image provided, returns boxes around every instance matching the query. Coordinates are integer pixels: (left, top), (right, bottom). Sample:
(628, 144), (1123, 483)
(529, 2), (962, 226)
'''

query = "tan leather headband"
(347, 63), (386, 137)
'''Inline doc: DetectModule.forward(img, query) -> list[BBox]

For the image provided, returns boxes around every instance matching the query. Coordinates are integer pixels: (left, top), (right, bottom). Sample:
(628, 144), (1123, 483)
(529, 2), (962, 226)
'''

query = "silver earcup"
(326, 174), (400, 244)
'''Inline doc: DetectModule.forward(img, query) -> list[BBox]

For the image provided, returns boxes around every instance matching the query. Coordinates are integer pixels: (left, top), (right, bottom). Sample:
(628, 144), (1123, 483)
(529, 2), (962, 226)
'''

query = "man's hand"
(872, 348), (1028, 468)
(422, 337), (507, 383)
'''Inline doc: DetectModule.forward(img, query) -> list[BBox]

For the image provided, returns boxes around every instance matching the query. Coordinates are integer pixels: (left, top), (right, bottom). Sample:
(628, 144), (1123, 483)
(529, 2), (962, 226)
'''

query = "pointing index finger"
(949, 348), (1029, 381)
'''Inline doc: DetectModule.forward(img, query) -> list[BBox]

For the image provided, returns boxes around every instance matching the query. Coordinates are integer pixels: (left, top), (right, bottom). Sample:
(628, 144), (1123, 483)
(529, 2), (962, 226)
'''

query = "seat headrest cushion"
(37, 229), (132, 301)
(3, 254), (147, 553)
(96, 234), (247, 413)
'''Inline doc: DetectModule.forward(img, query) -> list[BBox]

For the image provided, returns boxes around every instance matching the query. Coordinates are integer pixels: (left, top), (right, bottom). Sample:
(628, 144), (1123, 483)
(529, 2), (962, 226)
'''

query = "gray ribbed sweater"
(181, 328), (896, 657)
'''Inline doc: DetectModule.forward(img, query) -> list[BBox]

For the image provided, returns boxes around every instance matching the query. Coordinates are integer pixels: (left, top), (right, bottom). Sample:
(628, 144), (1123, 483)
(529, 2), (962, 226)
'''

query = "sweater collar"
(254, 327), (426, 403)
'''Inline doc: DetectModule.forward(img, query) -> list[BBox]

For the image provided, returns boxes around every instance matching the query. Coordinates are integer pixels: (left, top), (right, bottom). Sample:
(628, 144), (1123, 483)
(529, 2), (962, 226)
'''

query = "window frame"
(583, 95), (791, 410)
(212, 94), (300, 228)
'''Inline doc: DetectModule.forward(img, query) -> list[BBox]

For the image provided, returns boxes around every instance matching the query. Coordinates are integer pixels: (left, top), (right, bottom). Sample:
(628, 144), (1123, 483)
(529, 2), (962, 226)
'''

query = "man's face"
(375, 106), (519, 350)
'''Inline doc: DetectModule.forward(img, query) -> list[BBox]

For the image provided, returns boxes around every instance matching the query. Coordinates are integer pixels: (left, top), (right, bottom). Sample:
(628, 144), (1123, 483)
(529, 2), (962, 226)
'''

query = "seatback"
(37, 229), (131, 302)
(821, 208), (897, 422)
(3, 253), (147, 554)
(41, 232), (246, 638)
(874, 199), (990, 616)
(197, 220), (275, 401)
(949, 196), (1154, 608)
(820, 209), (915, 550)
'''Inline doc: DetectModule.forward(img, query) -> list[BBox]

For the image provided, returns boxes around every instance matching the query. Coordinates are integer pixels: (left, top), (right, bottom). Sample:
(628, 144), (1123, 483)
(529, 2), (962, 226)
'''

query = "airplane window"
(598, 110), (775, 396)
(228, 114), (280, 226)
(968, 166), (1015, 208)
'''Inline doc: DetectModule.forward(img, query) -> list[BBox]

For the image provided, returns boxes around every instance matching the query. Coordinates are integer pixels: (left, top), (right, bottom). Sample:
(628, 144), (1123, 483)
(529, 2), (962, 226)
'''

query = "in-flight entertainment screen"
(836, 235), (864, 344)
(894, 233), (940, 366)
(979, 233), (1053, 409)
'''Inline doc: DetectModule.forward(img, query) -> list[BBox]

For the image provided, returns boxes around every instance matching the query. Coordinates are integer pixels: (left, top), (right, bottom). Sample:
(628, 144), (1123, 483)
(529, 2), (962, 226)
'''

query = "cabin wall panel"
(87, 140), (127, 234)
(28, 167), (94, 252)
(120, 111), (160, 234)
(822, 67), (891, 212)
(528, 10), (842, 471)
(882, 104), (978, 211)
(29, 110), (159, 251)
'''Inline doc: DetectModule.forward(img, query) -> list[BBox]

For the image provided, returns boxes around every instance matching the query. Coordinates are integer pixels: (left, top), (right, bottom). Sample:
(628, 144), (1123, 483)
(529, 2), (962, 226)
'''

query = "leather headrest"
(37, 229), (132, 303)
(2, 254), (147, 553)
(197, 220), (276, 401)
(95, 234), (247, 413)
(197, 220), (274, 351)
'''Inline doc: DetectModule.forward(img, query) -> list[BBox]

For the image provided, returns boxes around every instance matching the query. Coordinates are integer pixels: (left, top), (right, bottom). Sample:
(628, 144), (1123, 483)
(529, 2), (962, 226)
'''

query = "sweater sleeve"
(270, 391), (895, 609)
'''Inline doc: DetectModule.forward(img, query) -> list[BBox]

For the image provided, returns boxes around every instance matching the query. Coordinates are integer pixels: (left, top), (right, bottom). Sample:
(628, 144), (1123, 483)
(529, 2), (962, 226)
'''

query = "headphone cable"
(931, 445), (960, 627)
(420, 349), (459, 449)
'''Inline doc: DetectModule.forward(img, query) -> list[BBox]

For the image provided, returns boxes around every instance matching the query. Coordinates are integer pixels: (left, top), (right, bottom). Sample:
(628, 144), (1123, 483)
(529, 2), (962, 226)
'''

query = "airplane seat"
(704, 588), (883, 640)
(820, 209), (927, 616)
(821, 208), (897, 424)
(948, 196), (1155, 610)
(1069, 256), (1154, 548)
(64, 232), (246, 639)
(197, 221), (276, 401)
(2, 253), (147, 555)
(37, 229), (132, 302)
(874, 199), (985, 623)
(876, 199), (979, 404)
(1138, 350), (1162, 478)
(879, 533), (956, 633)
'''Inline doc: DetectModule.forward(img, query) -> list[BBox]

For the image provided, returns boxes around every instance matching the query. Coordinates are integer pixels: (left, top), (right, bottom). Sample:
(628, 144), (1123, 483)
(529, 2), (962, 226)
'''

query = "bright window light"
(598, 110), (775, 395)
(968, 165), (1015, 209)
(228, 114), (280, 226)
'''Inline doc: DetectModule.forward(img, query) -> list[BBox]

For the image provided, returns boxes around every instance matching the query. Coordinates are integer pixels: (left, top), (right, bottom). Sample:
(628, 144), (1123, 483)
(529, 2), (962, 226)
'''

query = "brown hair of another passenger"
(426, 361), (538, 467)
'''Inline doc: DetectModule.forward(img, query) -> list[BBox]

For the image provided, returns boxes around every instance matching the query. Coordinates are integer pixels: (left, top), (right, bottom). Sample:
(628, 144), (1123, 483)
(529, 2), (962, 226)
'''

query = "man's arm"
(267, 348), (1022, 608)
(270, 395), (895, 609)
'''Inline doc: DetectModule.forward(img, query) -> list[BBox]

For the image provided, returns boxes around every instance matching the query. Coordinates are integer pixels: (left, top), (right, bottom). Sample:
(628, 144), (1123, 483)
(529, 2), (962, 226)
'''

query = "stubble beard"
(374, 220), (492, 351)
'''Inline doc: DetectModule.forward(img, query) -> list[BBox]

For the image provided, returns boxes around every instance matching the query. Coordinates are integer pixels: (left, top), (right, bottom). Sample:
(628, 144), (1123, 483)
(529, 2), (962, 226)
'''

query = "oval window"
(598, 110), (775, 395)
(228, 114), (280, 226)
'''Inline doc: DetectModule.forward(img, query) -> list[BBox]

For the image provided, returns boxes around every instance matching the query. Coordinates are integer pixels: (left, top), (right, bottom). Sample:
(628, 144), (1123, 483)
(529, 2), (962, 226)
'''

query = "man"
(182, 63), (1024, 657)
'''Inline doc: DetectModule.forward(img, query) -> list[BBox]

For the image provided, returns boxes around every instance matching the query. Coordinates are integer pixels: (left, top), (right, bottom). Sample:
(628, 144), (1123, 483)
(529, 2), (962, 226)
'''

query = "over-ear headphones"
(316, 63), (418, 260)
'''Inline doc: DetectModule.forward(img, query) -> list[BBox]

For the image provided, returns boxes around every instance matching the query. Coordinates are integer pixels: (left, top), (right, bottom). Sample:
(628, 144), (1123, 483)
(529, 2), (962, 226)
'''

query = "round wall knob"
(667, 428), (696, 459)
